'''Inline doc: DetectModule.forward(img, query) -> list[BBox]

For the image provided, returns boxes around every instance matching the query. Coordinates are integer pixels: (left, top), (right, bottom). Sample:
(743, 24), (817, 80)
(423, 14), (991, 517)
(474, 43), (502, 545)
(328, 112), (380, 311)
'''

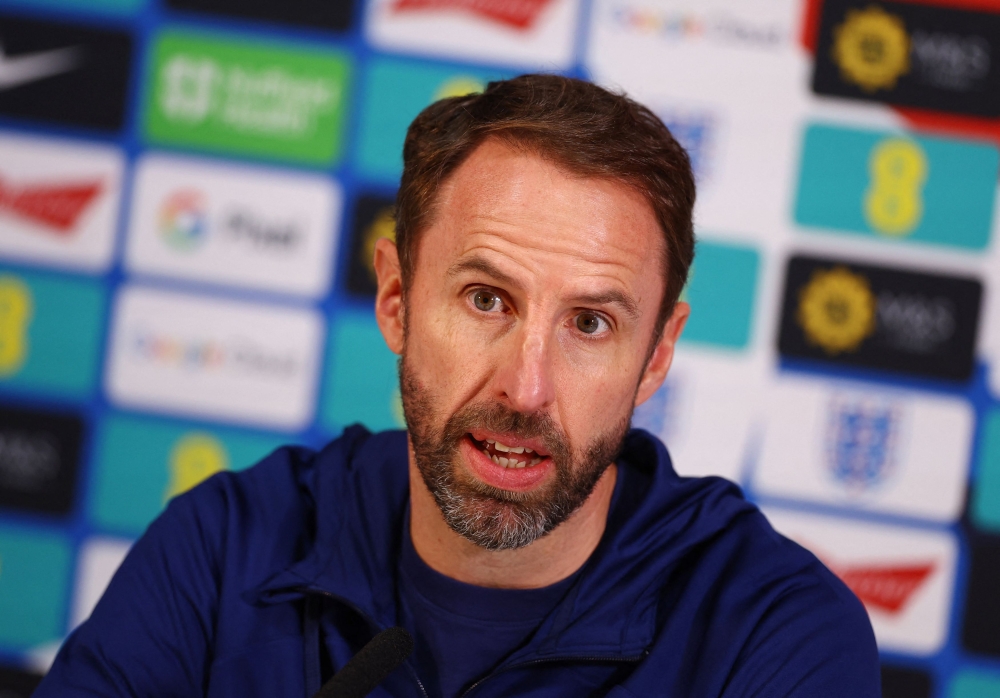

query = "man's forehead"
(428, 140), (665, 271)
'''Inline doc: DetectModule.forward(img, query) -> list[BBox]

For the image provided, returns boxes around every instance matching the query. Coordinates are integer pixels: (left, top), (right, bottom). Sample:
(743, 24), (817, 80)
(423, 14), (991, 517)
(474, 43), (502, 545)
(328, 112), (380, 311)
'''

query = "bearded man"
(36, 75), (880, 698)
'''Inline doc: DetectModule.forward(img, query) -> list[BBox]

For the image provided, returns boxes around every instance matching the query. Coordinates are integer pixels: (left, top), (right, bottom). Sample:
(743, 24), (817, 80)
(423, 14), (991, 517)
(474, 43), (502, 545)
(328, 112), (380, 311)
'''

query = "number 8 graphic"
(864, 138), (928, 237)
(0, 276), (33, 377)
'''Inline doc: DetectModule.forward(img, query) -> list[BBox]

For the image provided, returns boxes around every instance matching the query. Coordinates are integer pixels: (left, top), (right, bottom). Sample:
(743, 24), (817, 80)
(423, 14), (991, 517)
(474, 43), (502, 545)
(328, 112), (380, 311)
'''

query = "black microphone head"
(313, 627), (414, 698)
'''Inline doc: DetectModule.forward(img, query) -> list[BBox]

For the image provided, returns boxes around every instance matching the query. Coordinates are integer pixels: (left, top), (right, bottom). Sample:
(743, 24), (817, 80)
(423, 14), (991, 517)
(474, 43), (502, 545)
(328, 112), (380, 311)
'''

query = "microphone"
(312, 627), (415, 698)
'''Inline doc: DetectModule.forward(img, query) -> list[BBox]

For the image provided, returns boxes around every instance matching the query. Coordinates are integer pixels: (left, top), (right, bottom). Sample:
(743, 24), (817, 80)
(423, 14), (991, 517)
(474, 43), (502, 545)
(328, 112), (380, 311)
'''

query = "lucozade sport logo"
(145, 31), (351, 165)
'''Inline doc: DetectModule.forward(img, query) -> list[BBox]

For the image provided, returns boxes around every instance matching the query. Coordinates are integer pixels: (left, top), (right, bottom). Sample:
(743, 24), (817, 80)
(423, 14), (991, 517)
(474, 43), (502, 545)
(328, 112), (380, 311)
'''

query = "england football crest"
(824, 395), (901, 494)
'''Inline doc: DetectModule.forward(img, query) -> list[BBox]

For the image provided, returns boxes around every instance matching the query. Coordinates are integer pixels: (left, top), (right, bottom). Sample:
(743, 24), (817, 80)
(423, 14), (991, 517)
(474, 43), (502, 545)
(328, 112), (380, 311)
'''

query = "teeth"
(491, 454), (500, 465)
(530, 458), (540, 466)
(494, 441), (510, 452)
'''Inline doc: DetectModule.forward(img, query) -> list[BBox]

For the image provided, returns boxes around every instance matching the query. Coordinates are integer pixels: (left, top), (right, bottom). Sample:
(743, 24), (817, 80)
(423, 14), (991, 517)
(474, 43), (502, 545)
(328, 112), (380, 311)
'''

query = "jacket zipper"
(300, 587), (430, 698)
(459, 651), (648, 697)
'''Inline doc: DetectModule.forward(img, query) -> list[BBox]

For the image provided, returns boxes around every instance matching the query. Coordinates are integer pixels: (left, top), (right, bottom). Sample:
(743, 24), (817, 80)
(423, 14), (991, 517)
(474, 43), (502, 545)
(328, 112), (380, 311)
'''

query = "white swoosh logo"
(0, 41), (83, 91)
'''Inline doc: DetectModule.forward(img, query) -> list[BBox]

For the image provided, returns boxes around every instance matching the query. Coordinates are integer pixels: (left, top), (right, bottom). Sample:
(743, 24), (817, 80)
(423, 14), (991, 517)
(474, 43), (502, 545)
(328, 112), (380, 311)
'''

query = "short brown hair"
(396, 74), (696, 335)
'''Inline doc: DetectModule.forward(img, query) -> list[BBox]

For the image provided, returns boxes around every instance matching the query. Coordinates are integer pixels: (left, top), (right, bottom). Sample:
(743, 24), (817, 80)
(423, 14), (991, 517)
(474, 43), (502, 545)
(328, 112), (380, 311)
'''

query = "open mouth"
(469, 435), (546, 469)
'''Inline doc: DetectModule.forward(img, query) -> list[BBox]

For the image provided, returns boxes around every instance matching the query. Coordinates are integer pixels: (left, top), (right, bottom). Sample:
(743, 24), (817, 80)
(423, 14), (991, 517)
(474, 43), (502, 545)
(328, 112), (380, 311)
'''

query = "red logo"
(390, 0), (554, 30)
(832, 561), (935, 614)
(0, 177), (103, 234)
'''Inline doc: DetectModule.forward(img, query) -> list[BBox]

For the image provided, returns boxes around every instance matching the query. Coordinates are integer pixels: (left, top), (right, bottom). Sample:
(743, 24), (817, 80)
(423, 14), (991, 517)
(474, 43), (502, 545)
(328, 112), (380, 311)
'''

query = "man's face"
(385, 139), (684, 550)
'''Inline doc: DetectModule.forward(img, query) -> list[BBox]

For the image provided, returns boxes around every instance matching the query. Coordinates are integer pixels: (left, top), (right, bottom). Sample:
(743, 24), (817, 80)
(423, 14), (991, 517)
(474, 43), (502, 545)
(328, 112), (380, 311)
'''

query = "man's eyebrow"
(446, 256), (519, 287)
(573, 290), (640, 321)
(448, 256), (641, 321)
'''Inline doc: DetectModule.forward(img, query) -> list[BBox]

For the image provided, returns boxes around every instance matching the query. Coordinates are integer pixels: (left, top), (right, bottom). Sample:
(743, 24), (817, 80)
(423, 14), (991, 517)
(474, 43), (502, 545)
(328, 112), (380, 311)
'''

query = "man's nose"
(495, 318), (556, 414)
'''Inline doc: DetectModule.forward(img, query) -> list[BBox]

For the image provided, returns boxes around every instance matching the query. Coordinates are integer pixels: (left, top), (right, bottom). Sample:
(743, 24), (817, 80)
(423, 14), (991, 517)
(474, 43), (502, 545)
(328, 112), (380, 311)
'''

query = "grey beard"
(399, 355), (631, 551)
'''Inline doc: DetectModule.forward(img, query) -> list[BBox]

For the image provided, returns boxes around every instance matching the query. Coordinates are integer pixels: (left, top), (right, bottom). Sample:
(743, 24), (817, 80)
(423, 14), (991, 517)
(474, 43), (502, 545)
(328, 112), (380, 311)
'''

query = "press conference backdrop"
(0, 0), (998, 694)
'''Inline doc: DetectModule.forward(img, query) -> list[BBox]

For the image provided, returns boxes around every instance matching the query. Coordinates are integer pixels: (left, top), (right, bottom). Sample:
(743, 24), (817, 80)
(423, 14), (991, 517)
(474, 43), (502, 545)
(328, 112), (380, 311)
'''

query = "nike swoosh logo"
(0, 41), (83, 91)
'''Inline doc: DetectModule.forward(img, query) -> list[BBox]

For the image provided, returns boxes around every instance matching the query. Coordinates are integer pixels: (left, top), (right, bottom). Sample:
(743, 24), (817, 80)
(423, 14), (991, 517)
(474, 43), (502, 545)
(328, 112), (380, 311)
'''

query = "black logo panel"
(165, 0), (354, 33)
(812, 0), (1000, 117)
(0, 404), (84, 516)
(962, 532), (1000, 658)
(881, 664), (932, 698)
(345, 193), (396, 298)
(778, 255), (981, 381)
(0, 665), (43, 698)
(0, 13), (132, 132)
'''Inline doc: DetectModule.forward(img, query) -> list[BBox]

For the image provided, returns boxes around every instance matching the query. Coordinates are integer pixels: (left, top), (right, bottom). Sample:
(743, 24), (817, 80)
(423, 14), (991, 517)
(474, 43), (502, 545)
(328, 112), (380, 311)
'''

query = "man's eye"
(576, 312), (609, 335)
(472, 290), (503, 312)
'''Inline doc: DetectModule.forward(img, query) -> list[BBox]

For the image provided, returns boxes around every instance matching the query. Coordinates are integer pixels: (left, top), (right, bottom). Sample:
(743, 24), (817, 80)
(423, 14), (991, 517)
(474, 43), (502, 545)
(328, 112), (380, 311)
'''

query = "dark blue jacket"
(37, 427), (880, 697)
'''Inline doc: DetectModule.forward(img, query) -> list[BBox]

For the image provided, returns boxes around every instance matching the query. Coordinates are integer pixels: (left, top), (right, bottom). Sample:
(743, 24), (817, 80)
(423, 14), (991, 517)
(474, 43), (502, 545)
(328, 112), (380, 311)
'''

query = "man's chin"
(458, 434), (555, 495)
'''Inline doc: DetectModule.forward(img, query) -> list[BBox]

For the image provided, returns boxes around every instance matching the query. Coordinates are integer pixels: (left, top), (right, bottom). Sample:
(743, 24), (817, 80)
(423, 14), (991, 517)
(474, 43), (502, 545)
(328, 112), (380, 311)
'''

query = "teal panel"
(91, 413), (286, 535)
(795, 123), (998, 250)
(0, 267), (106, 399)
(973, 409), (1000, 533)
(949, 670), (1000, 698)
(0, 527), (71, 649)
(680, 239), (759, 350)
(320, 314), (404, 434)
(355, 58), (501, 182)
(0, 0), (144, 14)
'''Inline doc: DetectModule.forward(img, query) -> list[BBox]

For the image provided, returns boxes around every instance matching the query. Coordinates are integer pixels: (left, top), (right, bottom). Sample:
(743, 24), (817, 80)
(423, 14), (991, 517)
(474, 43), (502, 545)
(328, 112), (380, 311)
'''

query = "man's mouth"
(469, 435), (546, 469)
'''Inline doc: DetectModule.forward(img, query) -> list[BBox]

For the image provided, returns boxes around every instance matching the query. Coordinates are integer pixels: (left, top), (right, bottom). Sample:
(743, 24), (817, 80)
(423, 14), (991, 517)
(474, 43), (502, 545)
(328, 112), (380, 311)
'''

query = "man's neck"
(407, 447), (618, 590)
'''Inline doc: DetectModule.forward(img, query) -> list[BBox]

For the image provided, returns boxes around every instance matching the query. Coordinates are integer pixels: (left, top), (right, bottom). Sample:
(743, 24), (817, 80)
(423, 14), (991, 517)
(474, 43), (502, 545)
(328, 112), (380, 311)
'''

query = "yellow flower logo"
(797, 267), (877, 355)
(832, 6), (910, 92)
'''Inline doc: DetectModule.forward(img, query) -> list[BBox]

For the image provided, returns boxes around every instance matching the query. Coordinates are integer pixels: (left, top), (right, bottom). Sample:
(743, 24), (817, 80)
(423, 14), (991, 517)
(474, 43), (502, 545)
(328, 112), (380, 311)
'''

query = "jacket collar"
(253, 426), (754, 659)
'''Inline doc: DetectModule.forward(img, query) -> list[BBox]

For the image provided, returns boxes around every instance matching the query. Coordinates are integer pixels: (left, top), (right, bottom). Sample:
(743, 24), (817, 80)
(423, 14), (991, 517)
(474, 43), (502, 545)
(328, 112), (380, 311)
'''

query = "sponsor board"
(778, 255), (981, 382)
(0, 267), (106, 399)
(105, 286), (323, 429)
(320, 314), (404, 435)
(91, 412), (285, 534)
(71, 536), (130, 628)
(127, 154), (341, 298)
(587, 0), (800, 106)
(795, 124), (998, 250)
(344, 193), (395, 298)
(972, 409), (1000, 534)
(355, 58), (498, 182)
(0, 664), (42, 698)
(587, 0), (803, 236)
(632, 350), (760, 482)
(0, 132), (124, 273)
(680, 239), (759, 350)
(366, 0), (578, 70)
(962, 533), (1000, 658)
(0, 13), (132, 132)
(144, 31), (351, 166)
(881, 665), (932, 698)
(949, 670), (1000, 697)
(813, 0), (1000, 117)
(0, 404), (83, 516)
(756, 377), (972, 522)
(763, 507), (957, 656)
(0, 526), (71, 649)
(165, 0), (353, 33)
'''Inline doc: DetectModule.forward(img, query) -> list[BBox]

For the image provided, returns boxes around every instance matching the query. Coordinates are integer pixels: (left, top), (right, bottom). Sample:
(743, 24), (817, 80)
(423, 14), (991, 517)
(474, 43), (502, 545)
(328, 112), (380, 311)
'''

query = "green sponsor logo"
(144, 30), (350, 165)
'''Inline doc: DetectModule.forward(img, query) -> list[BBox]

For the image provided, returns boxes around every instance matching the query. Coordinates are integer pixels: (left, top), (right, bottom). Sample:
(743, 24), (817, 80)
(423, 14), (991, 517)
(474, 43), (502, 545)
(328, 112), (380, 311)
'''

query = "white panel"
(106, 286), (323, 429)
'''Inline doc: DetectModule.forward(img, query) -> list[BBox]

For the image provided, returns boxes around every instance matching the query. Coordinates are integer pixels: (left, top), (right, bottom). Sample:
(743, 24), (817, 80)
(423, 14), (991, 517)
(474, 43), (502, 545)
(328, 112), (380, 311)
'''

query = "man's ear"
(635, 301), (689, 407)
(374, 237), (405, 355)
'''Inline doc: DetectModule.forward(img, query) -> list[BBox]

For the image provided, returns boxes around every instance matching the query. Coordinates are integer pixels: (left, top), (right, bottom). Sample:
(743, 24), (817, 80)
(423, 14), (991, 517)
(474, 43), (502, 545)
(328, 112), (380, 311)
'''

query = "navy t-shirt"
(397, 524), (579, 698)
